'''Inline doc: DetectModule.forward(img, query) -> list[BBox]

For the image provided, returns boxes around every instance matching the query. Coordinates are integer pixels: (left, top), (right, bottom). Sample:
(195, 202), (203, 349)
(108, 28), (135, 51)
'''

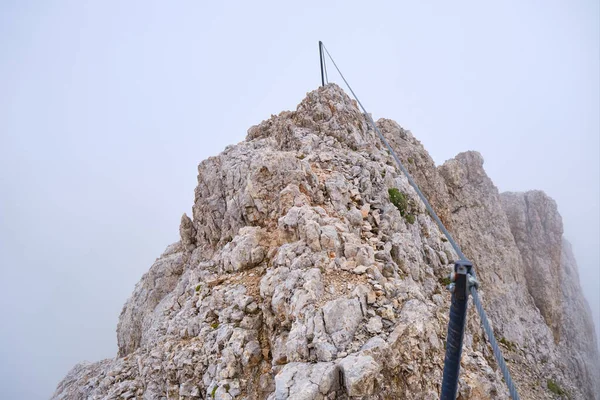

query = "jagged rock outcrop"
(500, 191), (563, 342)
(53, 84), (599, 400)
(117, 243), (187, 357)
(377, 119), (453, 230)
(438, 152), (555, 353)
(558, 239), (600, 399)
(500, 191), (599, 398)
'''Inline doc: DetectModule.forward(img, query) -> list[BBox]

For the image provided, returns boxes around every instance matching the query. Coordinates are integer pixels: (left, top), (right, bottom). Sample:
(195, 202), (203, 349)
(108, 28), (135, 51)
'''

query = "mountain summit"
(53, 84), (599, 399)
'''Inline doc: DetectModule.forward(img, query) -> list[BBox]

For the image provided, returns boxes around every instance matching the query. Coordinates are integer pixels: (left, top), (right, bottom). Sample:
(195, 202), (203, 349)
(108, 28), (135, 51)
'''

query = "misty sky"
(0, 1), (598, 398)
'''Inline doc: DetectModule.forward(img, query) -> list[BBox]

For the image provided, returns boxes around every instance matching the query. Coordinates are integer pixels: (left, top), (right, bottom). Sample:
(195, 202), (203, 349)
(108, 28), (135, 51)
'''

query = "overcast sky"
(0, 1), (598, 398)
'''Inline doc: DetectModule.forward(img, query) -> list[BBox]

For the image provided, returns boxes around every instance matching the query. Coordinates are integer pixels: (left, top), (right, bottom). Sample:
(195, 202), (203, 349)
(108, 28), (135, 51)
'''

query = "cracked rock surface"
(53, 84), (599, 399)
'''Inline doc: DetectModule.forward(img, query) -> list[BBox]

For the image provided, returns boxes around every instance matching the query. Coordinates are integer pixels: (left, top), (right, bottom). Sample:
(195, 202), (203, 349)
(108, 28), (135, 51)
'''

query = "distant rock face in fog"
(500, 191), (563, 342)
(53, 84), (599, 400)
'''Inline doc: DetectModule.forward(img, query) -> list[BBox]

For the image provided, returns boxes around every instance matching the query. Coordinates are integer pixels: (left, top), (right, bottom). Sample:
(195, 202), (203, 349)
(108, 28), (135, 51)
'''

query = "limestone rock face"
(116, 242), (186, 357)
(500, 191), (563, 342)
(500, 191), (600, 398)
(558, 239), (600, 399)
(438, 152), (554, 352)
(377, 119), (452, 230)
(53, 84), (599, 400)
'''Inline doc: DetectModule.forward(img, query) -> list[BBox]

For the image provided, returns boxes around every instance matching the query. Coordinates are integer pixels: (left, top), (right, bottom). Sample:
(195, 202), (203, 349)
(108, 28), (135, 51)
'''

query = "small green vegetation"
(195, 284), (202, 292)
(389, 188), (416, 224)
(224, 383), (230, 392)
(210, 322), (220, 329)
(407, 157), (415, 164)
(439, 276), (452, 286)
(499, 337), (516, 351)
(547, 379), (566, 396)
(388, 188), (408, 215)
(211, 385), (218, 398)
(297, 154), (305, 160)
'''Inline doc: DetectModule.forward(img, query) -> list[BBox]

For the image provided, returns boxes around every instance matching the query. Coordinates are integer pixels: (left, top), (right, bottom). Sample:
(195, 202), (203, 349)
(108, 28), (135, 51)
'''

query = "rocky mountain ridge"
(53, 84), (599, 399)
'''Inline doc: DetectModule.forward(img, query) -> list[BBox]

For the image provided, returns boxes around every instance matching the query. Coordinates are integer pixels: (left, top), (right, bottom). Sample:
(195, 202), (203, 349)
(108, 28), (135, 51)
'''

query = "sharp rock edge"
(53, 84), (599, 400)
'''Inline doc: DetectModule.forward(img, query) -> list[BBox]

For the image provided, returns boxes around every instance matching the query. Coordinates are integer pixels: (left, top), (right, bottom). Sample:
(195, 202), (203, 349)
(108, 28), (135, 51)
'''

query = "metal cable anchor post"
(318, 41), (325, 87)
(441, 260), (473, 399)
